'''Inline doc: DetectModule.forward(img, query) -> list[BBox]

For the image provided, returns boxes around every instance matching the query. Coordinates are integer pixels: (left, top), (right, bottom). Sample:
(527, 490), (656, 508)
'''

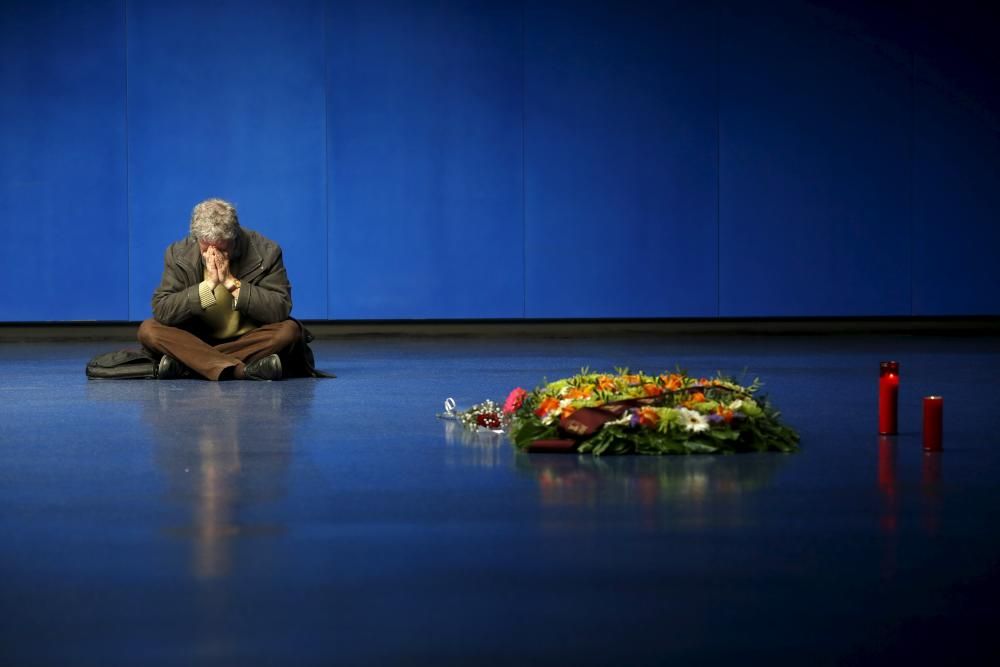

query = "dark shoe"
(243, 354), (282, 381)
(156, 354), (189, 379)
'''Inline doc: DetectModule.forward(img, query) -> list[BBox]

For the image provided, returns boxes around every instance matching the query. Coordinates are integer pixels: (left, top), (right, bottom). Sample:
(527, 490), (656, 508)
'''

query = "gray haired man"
(138, 198), (320, 380)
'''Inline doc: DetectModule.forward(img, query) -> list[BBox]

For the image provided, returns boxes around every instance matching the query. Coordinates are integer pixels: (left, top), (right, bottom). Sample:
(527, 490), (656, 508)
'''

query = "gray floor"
(2, 333), (999, 665)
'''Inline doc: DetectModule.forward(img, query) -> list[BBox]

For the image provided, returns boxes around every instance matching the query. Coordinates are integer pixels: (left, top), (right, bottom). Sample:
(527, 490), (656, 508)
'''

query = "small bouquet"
(458, 399), (506, 432)
(503, 368), (798, 456)
(440, 397), (508, 433)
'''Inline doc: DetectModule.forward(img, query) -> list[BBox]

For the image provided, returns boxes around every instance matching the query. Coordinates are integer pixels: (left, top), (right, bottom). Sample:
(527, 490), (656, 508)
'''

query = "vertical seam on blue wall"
(124, 0), (132, 322)
(323, 0), (330, 320)
(908, 13), (915, 317)
(520, 0), (527, 319)
(715, 0), (721, 318)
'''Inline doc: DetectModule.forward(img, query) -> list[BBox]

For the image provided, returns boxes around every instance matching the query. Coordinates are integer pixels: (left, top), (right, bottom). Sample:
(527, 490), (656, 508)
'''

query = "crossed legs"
(138, 318), (300, 380)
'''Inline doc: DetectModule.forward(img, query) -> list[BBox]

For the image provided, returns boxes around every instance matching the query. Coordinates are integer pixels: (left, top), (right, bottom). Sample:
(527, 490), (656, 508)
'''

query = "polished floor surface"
(1, 333), (999, 665)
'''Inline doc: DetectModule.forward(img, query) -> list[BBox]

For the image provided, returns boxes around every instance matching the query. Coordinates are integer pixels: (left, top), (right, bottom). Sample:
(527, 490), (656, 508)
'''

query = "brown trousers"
(138, 318), (300, 380)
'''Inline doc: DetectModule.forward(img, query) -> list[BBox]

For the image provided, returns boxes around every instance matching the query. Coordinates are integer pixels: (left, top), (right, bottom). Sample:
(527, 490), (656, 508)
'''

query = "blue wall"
(1, 1), (128, 321)
(1, 0), (997, 322)
(327, 0), (524, 318)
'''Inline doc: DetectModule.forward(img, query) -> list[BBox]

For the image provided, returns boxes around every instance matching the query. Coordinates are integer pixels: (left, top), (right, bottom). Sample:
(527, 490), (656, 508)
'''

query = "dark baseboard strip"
(1, 317), (998, 342)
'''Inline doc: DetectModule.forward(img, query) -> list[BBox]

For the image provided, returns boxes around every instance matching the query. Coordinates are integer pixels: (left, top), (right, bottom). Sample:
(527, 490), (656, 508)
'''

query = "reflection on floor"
(1, 333), (999, 665)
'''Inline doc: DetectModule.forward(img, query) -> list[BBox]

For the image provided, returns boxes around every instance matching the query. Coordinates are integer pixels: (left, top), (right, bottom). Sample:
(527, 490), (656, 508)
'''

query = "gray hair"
(190, 198), (240, 242)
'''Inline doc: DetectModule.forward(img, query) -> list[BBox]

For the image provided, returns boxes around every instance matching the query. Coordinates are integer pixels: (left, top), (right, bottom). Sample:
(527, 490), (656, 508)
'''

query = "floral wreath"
(467, 368), (798, 455)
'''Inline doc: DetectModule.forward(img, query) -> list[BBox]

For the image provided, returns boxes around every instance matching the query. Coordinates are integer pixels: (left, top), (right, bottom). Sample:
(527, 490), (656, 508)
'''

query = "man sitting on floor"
(138, 198), (319, 381)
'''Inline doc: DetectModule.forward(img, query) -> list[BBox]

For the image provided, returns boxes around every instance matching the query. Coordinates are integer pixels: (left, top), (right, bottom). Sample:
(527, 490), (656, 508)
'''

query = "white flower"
(678, 407), (709, 433)
(605, 412), (632, 427)
(728, 399), (743, 411)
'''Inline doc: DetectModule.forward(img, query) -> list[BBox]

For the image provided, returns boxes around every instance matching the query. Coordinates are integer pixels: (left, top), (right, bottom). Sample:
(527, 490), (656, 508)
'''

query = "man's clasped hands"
(202, 245), (239, 293)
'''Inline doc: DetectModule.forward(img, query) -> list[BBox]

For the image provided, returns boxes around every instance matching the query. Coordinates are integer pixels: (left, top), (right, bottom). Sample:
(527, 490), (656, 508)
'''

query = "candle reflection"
(921, 453), (943, 536)
(877, 436), (898, 534)
(876, 435), (899, 580)
(875, 437), (946, 579)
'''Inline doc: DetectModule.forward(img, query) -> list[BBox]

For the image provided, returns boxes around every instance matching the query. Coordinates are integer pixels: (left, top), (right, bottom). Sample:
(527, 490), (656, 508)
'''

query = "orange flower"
(622, 374), (642, 386)
(638, 407), (660, 427)
(715, 405), (734, 423)
(659, 374), (684, 390)
(565, 385), (594, 400)
(597, 375), (616, 391)
(560, 405), (577, 419)
(535, 397), (560, 417)
(682, 392), (706, 408)
(642, 383), (663, 397)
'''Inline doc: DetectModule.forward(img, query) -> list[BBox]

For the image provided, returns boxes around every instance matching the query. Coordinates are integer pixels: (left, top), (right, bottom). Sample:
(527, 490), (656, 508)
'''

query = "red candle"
(878, 361), (899, 435)
(923, 396), (943, 451)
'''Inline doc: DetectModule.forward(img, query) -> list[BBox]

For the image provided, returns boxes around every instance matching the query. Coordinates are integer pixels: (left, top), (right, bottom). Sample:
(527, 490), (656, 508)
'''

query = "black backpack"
(85, 349), (157, 379)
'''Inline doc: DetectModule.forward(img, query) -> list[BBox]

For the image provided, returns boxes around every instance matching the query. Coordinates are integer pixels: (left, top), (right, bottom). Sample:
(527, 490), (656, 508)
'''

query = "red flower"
(477, 413), (501, 429)
(503, 387), (528, 414)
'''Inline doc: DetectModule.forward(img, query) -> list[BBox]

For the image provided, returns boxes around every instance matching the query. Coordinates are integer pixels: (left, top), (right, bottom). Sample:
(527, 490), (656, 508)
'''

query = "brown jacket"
(152, 228), (291, 327)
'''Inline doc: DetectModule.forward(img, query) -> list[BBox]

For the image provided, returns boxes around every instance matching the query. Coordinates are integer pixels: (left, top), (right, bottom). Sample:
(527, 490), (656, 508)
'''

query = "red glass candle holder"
(878, 361), (900, 435)
(923, 396), (943, 451)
